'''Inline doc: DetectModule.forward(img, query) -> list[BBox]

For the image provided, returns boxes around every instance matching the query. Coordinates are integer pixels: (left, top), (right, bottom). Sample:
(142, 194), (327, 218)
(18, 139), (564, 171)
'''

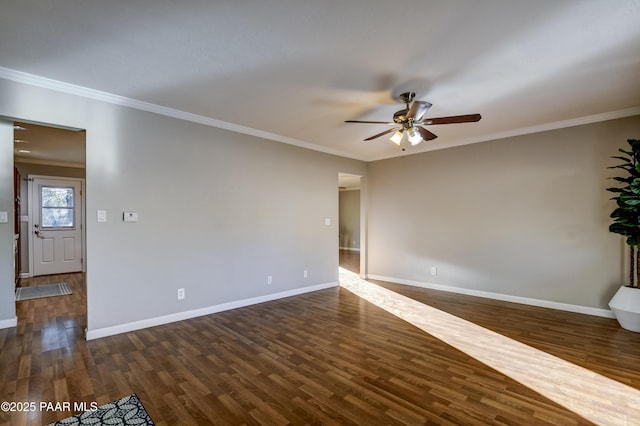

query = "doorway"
(12, 121), (86, 338)
(13, 121), (86, 279)
(338, 173), (365, 276)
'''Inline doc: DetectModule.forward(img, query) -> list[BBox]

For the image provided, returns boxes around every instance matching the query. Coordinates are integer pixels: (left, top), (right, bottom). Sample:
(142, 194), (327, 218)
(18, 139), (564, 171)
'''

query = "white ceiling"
(13, 122), (85, 167)
(338, 173), (362, 191)
(2, 1), (640, 164)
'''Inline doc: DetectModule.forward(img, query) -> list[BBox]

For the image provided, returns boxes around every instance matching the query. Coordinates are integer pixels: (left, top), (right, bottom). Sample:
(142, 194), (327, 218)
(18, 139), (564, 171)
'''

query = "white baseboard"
(367, 275), (615, 319)
(86, 281), (338, 340)
(339, 247), (360, 252)
(0, 317), (17, 329)
(19, 273), (31, 279)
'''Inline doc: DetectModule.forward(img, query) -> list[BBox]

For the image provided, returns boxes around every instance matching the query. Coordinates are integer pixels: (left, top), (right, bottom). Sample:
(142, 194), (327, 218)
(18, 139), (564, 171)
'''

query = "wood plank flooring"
(1, 257), (639, 425)
(338, 249), (359, 274)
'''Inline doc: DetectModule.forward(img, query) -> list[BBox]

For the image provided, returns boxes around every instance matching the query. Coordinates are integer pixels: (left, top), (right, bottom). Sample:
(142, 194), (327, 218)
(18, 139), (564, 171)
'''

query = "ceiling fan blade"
(416, 126), (438, 141)
(420, 113), (481, 125)
(345, 120), (397, 126)
(406, 101), (432, 121)
(363, 128), (400, 141)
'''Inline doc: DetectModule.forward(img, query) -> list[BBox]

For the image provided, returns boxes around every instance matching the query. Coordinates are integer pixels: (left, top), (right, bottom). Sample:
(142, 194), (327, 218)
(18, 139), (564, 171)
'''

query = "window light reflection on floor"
(338, 267), (640, 425)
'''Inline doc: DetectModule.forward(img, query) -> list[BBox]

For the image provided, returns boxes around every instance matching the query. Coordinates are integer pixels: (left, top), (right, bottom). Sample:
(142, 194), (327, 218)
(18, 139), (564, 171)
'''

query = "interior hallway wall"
(0, 120), (16, 327)
(339, 189), (360, 251)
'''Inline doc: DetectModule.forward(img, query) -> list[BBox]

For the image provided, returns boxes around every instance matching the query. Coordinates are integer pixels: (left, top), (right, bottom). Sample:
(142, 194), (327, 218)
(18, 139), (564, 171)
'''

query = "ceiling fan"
(345, 92), (481, 146)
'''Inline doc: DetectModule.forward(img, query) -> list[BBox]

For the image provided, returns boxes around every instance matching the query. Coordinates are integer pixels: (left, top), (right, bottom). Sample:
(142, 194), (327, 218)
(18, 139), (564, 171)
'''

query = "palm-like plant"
(607, 138), (640, 287)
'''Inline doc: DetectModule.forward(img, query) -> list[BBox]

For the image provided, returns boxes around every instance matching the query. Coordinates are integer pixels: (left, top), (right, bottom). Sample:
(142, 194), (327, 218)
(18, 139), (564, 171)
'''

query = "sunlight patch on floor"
(339, 267), (640, 425)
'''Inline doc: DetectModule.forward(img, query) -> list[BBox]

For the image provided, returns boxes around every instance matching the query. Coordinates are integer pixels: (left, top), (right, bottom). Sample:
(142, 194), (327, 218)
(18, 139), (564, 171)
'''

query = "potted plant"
(607, 138), (640, 332)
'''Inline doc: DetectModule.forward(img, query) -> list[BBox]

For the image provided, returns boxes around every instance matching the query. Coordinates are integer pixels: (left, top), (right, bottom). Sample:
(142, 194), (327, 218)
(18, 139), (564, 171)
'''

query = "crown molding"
(0, 67), (364, 161)
(2, 66), (638, 164)
(476, 107), (640, 144)
(368, 106), (640, 162)
(14, 157), (86, 169)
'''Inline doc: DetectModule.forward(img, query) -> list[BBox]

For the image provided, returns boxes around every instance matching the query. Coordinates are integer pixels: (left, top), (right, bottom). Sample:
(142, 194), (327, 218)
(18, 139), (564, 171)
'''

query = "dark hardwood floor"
(1, 256), (639, 425)
(338, 249), (359, 274)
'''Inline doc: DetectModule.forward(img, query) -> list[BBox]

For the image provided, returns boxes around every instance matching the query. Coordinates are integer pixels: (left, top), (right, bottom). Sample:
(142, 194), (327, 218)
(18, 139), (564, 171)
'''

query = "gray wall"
(339, 189), (360, 250)
(0, 120), (15, 326)
(0, 78), (366, 333)
(368, 116), (640, 310)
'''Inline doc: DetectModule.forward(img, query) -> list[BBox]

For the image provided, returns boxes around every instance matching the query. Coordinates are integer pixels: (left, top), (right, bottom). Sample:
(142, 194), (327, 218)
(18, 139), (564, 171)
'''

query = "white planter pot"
(609, 285), (640, 332)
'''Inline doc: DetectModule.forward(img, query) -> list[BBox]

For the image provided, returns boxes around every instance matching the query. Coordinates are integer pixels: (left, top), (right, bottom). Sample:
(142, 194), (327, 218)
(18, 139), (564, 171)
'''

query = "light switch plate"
(97, 210), (107, 222)
(0, 212), (7, 223)
(324, 218), (331, 226)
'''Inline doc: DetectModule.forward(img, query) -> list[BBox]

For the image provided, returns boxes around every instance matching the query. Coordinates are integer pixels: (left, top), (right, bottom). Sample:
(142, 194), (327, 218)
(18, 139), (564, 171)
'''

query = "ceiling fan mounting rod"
(398, 91), (415, 106)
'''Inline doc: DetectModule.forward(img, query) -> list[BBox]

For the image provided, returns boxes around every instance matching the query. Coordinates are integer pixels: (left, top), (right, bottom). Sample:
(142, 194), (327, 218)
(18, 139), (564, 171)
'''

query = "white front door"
(30, 177), (83, 276)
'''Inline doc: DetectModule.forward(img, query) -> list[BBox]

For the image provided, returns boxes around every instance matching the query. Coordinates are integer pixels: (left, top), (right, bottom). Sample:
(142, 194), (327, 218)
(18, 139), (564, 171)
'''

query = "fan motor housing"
(393, 109), (409, 123)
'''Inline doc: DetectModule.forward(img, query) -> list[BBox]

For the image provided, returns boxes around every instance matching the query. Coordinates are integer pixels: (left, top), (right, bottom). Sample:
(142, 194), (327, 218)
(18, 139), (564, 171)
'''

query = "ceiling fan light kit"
(345, 92), (481, 148)
(390, 130), (404, 145)
(407, 128), (422, 145)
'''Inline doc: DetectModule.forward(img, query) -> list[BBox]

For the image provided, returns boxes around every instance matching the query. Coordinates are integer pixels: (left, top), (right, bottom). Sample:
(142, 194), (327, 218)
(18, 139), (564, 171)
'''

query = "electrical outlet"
(430, 266), (438, 276)
(303, 270), (308, 278)
(177, 288), (185, 300)
(267, 276), (273, 285)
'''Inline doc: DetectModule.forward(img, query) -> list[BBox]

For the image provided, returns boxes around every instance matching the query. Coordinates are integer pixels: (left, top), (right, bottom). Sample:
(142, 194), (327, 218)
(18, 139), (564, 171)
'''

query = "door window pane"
(42, 187), (74, 207)
(41, 186), (74, 228)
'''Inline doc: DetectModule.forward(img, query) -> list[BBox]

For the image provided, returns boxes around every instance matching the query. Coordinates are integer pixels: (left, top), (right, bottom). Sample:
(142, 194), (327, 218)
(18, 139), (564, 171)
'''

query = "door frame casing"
(359, 175), (367, 278)
(27, 174), (86, 277)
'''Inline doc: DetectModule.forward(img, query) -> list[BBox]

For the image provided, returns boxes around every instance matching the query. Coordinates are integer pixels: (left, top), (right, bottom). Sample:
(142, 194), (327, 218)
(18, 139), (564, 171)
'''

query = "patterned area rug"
(48, 394), (154, 425)
(15, 282), (72, 301)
